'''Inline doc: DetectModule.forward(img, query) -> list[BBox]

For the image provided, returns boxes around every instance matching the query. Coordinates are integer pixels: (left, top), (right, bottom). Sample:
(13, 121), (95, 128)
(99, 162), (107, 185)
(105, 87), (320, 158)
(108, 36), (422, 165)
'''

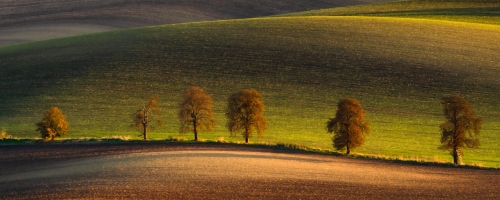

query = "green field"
(1, 0), (499, 167)
(289, 0), (500, 25)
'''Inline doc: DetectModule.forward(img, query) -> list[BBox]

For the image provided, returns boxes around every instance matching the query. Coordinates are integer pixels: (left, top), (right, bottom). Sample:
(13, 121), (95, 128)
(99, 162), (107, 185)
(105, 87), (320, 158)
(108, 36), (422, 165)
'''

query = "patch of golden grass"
(469, 162), (484, 168)
(1, 128), (11, 139)
(106, 135), (131, 141)
(353, 153), (452, 165)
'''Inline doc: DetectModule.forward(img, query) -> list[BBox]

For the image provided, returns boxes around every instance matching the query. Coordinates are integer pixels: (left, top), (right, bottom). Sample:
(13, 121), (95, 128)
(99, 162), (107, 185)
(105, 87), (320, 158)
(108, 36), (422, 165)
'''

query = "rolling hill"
(0, 0), (393, 46)
(1, 0), (499, 166)
(288, 0), (500, 25)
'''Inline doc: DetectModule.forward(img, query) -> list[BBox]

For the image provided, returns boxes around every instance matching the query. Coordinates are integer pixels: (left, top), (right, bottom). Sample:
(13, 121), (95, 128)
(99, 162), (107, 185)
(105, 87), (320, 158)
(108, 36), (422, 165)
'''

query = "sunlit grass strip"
(286, 1), (500, 25)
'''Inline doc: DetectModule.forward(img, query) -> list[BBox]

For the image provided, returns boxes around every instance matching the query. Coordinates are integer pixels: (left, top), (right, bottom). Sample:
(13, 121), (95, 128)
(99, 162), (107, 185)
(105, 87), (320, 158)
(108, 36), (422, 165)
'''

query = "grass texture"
(288, 0), (500, 25)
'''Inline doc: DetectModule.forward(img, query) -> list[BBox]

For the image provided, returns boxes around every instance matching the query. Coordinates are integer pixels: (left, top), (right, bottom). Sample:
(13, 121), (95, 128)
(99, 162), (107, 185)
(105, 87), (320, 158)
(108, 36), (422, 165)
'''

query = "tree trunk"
(193, 120), (198, 141)
(143, 122), (147, 140)
(143, 109), (148, 140)
(245, 127), (249, 144)
(453, 147), (459, 165)
(452, 112), (460, 165)
(345, 123), (351, 156)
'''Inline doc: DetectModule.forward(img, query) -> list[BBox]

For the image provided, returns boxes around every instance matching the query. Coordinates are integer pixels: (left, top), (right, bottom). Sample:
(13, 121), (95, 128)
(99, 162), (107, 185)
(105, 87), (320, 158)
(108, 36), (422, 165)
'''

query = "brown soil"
(1, 143), (499, 199)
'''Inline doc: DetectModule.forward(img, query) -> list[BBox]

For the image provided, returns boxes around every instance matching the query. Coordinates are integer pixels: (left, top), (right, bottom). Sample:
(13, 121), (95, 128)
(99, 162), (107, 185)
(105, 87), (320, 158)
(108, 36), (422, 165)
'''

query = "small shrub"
(36, 107), (70, 140)
(1, 129), (11, 139)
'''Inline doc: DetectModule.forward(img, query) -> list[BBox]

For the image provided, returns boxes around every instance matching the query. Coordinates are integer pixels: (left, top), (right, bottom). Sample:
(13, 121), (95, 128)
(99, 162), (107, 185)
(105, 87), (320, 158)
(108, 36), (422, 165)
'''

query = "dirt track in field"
(1, 143), (499, 199)
(0, 0), (396, 46)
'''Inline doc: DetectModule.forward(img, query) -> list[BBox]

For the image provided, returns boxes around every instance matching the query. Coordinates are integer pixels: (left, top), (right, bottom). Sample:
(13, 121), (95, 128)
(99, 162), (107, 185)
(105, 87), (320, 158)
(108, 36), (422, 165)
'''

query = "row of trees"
(131, 87), (267, 144)
(35, 86), (482, 165)
(324, 96), (481, 165)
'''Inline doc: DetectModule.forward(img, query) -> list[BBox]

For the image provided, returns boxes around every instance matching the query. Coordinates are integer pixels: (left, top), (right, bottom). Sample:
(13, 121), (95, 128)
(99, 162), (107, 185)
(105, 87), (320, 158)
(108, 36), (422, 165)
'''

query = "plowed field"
(1, 143), (498, 199)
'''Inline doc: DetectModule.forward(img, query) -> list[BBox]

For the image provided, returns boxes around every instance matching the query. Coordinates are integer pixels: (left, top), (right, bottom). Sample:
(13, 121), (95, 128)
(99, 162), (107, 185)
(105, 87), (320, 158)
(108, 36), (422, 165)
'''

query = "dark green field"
(1, 0), (499, 167)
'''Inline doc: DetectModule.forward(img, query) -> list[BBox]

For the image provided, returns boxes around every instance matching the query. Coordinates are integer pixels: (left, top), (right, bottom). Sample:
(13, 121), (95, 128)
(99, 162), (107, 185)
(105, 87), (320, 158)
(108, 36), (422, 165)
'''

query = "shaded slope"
(0, 0), (394, 46)
(288, 0), (500, 25)
(0, 0), (391, 27)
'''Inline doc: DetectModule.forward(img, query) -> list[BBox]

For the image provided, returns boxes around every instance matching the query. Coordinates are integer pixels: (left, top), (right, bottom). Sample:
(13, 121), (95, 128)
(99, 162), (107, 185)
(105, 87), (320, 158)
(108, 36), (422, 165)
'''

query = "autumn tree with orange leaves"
(36, 107), (70, 140)
(179, 86), (216, 141)
(327, 98), (369, 155)
(439, 95), (482, 165)
(132, 94), (161, 140)
(226, 89), (267, 143)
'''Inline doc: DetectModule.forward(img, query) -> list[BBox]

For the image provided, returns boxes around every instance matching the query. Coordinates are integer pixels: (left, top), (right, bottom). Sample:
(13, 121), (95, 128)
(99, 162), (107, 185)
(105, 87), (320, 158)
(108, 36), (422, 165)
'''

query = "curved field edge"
(1, 16), (499, 167)
(0, 0), (388, 47)
(0, 0), (376, 27)
(284, 0), (500, 25)
(0, 139), (496, 170)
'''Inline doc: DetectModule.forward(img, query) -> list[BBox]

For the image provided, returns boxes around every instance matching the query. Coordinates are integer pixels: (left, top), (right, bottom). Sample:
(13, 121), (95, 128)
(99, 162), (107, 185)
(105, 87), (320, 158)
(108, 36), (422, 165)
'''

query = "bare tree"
(132, 94), (161, 140)
(178, 86), (216, 141)
(327, 98), (369, 155)
(439, 95), (482, 165)
(226, 89), (267, 143)
(36, 107), (70, 140)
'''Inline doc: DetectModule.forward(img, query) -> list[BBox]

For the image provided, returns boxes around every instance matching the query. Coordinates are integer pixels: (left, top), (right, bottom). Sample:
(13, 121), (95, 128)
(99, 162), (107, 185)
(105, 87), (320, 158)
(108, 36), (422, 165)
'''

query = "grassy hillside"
(288, 0), (500, 25)
(1, 16), (499, 166)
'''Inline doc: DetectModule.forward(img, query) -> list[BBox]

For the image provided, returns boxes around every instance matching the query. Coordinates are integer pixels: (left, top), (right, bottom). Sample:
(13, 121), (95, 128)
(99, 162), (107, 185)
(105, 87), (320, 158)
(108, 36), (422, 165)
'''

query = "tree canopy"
(178, 86), (216, 141)
(439, 95), (482, 165)
(327, 98), (369, 155)
(226, 89), (267, 143)
(36, 107), (70, 140)
(132, 94), (161, 140)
